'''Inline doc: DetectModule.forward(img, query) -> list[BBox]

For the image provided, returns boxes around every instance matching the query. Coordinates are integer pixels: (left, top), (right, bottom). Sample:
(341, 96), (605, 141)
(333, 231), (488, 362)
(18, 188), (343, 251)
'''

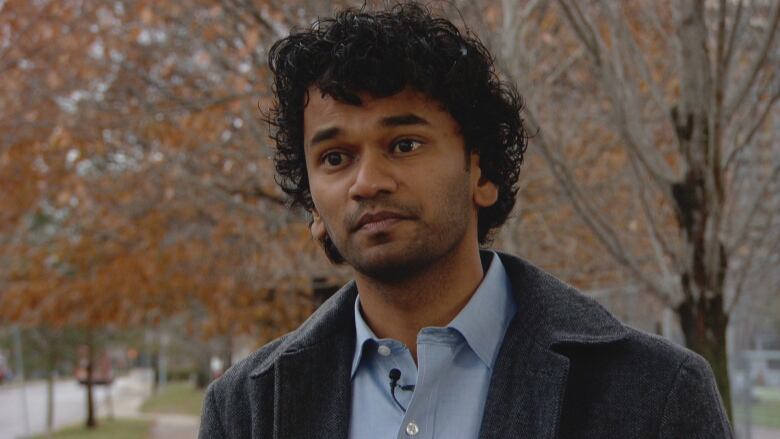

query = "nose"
(348, 150), (398, 200)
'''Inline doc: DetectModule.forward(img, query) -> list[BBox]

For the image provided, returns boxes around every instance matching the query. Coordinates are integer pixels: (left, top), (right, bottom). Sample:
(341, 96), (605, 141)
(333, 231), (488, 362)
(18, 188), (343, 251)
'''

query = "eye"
(392, 139), (423, 154)
(320, 151), (349, 168)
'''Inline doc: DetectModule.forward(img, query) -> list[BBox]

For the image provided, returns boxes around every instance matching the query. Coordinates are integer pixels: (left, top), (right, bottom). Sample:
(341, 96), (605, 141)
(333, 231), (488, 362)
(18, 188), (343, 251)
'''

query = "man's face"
(303, 88), (497, 281)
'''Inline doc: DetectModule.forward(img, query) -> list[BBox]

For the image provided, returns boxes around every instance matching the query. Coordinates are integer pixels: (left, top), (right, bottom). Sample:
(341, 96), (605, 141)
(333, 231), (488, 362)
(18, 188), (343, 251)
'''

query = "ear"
(470, 153), (498, 208)
(310, 209), (327, 241)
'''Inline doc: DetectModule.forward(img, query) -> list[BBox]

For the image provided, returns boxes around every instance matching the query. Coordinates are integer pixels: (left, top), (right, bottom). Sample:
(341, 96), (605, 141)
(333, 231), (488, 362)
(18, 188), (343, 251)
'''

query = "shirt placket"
(396, 329), (459, 439)
(372, 340), (417, 426)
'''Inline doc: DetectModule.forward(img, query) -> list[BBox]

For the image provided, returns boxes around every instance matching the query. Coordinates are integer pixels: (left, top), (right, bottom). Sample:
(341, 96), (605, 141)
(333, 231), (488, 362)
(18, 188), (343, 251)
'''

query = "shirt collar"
(350, 250), (517, 378)
(448, 251), (516, 369)
(351, 294), (380, 378)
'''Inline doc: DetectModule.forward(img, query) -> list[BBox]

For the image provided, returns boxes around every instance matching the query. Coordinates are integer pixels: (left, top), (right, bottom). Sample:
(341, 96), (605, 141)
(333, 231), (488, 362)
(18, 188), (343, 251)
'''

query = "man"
(199, 3), (732, 438)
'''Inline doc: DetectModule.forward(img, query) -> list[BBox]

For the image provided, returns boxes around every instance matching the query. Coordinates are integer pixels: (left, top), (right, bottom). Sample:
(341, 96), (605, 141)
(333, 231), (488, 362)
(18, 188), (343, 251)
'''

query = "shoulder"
(211, 279), (359, 394)
(496, 251), (707, 375)
(557, 321), (709, 390)
(632, 329), (733, 437)
(208, 331), (293, 396)
(200, 280), (359, 436)
(202, 331), (293, 410)
(621, 327), (705, 371)
(555, 327), (732, 437)
(198, 333), (295, 439)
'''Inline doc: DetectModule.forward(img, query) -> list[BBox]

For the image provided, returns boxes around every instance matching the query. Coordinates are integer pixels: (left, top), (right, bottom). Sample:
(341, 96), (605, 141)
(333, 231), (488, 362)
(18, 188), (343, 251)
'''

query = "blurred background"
(0, 0), (778, 438)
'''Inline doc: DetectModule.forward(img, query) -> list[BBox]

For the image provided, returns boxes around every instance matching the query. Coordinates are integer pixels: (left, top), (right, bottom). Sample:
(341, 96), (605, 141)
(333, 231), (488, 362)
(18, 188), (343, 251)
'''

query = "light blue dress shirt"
(348, 252), (518, 439)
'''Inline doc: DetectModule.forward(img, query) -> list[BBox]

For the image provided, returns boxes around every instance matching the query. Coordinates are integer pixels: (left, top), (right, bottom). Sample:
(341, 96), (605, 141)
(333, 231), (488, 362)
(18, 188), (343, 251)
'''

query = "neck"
(354, 240), (485, 363)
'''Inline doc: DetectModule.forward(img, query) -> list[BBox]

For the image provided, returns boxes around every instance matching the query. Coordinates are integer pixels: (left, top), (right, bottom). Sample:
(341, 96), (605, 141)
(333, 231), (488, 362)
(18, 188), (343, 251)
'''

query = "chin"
(346, 243), (439, 283)
(353, 258), (425, 283)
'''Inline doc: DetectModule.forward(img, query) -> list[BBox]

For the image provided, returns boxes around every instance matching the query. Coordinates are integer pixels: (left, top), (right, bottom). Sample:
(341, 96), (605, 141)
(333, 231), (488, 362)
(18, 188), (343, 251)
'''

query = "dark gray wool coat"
(199, 252), (733, 438)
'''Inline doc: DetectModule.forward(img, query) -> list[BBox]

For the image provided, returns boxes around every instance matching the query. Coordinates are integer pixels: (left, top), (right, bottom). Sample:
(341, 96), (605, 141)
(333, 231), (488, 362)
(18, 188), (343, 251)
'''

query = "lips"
(353, 211), (412, 231)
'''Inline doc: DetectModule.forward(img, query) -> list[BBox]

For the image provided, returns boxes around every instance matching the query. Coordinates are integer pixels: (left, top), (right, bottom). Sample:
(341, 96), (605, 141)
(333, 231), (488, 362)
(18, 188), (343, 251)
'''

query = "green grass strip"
(141, 381), (205, 417)
(734, 400), (780, 429)
(28, 418), (151, 439)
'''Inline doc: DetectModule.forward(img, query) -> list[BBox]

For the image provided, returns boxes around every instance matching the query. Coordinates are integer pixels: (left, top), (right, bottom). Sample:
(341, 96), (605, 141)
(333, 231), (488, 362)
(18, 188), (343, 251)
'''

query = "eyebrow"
(380, 113), (431, 127)
(307, 113), (431, 147)
(309, 127), (341, 147)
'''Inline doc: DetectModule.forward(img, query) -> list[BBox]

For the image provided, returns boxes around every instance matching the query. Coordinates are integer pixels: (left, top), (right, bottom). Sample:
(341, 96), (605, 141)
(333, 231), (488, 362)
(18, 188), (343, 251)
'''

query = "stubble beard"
(328, 181), (473, 285)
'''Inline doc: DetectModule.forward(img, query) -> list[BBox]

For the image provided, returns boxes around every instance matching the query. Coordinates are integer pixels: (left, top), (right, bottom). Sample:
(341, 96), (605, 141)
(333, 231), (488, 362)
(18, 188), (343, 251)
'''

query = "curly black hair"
(267, 1), (527, 246)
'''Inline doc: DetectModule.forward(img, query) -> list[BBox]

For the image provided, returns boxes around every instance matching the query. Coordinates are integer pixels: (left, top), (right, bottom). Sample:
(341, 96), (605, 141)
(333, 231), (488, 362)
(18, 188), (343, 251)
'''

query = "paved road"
(0, 370), (152, 439)
(750, 427), (780, 439)
(0, 379), (108, 439)
(148, 413), (199, 439)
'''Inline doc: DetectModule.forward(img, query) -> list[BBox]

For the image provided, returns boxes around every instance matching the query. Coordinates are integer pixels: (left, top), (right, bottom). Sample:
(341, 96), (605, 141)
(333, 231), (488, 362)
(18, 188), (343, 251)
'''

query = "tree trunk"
(677, 296), (732, 421)
(671, 172), (732, 422)
(152, 347), (160, 392)
(195, 358), (211, 389)
(85, 329), (97, 429)
(45, 343), (56, 437)
(225, 331), (233, 368)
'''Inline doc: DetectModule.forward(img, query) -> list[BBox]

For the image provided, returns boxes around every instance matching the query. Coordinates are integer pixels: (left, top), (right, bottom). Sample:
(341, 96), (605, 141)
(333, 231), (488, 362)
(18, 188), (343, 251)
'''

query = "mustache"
(345, 200), (420, 231)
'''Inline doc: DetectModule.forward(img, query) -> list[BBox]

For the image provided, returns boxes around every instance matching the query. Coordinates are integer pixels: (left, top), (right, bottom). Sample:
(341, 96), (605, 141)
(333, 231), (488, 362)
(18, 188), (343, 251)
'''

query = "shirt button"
(377, 345), (391, 356)
(405, 421), (419, 436)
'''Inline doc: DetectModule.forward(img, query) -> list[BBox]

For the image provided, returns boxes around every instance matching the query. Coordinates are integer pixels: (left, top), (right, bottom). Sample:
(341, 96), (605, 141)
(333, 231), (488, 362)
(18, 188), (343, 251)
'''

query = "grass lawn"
(734, 393), (780, 429)
(141, 381), (204, 417)
(754, 386), (780, 402)
(28, 419), (151, 439)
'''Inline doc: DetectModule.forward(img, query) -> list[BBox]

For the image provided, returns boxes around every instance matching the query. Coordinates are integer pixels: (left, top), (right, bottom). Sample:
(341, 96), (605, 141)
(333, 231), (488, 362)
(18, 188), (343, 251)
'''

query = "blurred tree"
(460, 0), (780, 419)
(5, 0), (775, 428)
(0, 0), (344, 428)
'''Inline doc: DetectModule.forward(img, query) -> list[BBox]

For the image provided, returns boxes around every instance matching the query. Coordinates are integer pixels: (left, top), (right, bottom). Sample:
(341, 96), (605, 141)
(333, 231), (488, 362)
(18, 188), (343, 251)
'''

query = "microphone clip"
(388, 368), (415, 412)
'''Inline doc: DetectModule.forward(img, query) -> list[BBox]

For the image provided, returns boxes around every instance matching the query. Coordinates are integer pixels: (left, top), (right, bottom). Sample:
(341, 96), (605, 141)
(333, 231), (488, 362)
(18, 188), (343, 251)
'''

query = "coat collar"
(477, 252), (628, 439)
(249, 251), (629, 438)
(249, 251), (628, 370)
(248, 281), (358, 438)
(495, 251), (628, 349)
(249, 280), (359, 379)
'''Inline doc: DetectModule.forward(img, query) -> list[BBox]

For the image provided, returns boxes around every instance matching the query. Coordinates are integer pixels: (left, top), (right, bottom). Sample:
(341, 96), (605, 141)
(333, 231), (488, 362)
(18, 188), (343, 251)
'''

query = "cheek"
(423, 165), (473, 212)
(309, 179), (344, 226)
(307, 167), (327, 208)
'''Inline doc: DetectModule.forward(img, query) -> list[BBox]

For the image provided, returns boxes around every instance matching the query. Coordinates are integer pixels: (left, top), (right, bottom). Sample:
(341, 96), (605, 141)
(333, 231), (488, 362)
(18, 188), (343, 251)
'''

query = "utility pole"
(13, 326), (30, 436)
(158, 330), (168, 388)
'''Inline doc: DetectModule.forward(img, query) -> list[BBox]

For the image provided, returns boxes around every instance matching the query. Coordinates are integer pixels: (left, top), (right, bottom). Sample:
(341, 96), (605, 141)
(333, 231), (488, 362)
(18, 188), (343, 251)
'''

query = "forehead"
(302, 87), (458, 143)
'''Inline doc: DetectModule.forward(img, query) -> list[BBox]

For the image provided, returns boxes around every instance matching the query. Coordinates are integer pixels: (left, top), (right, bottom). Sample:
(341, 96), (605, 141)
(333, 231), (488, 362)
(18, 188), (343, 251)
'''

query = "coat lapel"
(478, 252), (628, 439)
(274, 335), (354, 439)
(478, 318), (570, 439)
(248, 281), (359, 439)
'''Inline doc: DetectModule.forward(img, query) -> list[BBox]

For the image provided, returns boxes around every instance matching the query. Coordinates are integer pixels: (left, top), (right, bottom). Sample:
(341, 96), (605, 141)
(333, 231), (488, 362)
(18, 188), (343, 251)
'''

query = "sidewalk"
(110, 369), (200, 439)
(147, 413), (199, 439)
(110, 368), (154, 418)
(752, 427), (780, 439)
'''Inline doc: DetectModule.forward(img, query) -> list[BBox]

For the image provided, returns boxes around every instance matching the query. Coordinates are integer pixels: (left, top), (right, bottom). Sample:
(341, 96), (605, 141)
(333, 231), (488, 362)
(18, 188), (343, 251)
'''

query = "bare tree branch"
(721, 0), (744, 77)
(528, 111), (676, 306)
(556, 0), (600, 61)
(627, 151), (681, 277)
(715, 0), (728, 82)
(727, 162), (780, 255)
(173, 162), (287, 214)
(728, 209), (780, 314)
(543, 47), (583, 86)
(230, 0), (289, 39)
(724, 80), (780, 170)
(557, 1), (678, 200)
(724, 0), (780, 122)
(605, 3), (671, 127)
(498, 0), (546, 63)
